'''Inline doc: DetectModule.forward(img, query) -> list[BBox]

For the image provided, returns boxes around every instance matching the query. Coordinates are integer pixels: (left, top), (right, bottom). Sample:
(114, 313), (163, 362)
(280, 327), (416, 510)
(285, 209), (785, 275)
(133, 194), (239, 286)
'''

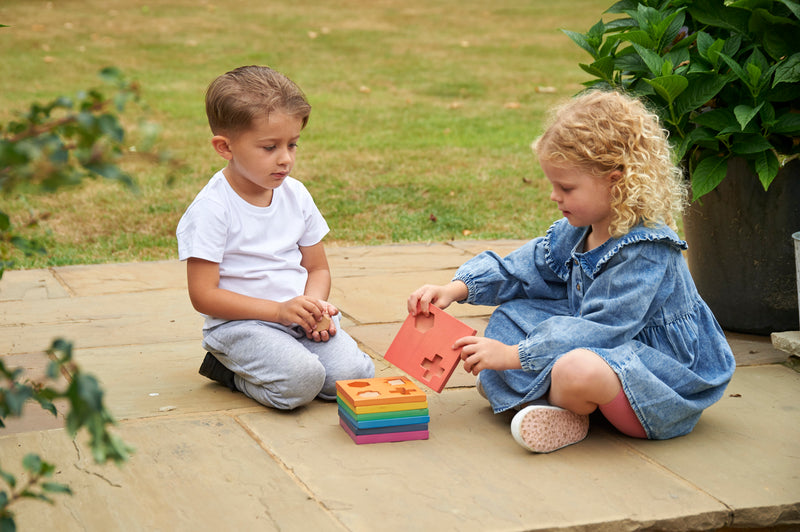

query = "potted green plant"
(563, 0), (800, 334)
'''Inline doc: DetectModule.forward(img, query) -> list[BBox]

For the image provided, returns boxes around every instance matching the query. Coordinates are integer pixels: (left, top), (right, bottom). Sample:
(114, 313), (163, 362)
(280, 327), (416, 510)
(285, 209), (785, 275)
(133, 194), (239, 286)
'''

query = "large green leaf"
(731, 134), (774, 154)
(754, 150), (780, 190)
(620, 29), (656, 49)
(632, 43), (665, 76)
(778, 0), (800, 19)
(642, 74), (688, 104)
(674, 73), (731, 116)
(692, 108), (739, 135)
(733, 103), (764, 130)
(692, 154), (730, 200)
(563, 29), (598, 59)
(688, 0), (750, 34)
(774, 53), (800, 86)
(771, 112), (800, 134)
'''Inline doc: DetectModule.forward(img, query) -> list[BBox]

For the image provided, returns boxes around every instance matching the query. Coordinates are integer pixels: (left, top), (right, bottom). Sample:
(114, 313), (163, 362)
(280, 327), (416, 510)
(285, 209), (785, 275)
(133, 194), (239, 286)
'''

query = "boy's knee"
(264, 359), (327, 410)
(318, 351), (375, 399)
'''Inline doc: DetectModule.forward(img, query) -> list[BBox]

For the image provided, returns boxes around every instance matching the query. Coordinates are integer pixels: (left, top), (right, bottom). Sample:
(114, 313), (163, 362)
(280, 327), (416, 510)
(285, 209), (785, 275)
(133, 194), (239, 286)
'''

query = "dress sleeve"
(517, 241), (672, 371)
(453, 237), (567, 306)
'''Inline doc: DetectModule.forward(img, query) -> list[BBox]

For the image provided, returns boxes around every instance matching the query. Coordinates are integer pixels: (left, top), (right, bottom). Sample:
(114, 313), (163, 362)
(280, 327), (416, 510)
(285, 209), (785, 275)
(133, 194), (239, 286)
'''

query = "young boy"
(177, 65), (375, 410)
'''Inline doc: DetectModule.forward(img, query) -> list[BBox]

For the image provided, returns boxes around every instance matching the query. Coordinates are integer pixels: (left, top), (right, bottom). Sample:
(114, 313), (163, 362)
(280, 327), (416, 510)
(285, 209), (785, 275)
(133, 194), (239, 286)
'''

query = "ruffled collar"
(544, 218), (687, 280)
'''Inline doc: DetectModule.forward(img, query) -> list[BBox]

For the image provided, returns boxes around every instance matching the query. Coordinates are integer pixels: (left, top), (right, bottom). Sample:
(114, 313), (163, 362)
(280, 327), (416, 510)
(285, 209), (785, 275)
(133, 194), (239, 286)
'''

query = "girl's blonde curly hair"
(533, 90), (687, 238)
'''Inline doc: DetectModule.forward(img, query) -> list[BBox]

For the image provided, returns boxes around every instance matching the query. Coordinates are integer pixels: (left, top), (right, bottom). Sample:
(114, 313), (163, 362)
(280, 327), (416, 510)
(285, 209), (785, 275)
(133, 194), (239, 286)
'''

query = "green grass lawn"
(0, 0), (612, 268)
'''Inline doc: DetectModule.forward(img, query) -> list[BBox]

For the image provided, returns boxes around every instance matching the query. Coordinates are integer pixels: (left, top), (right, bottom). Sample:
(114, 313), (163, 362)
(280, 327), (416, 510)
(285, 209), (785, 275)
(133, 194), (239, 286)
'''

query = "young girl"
(408, 90), (736, 453)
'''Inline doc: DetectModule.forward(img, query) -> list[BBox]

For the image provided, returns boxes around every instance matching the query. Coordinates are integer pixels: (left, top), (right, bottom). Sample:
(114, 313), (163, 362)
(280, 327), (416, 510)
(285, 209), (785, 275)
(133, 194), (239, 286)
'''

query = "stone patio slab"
(627, 365), (800, 528)
(2, 253), (800, 531)
(0, 289), (201, 355)
(5, 415), (339, 531)
(330, 270), (492, 324)
(240, 389), (730, 531)
(69, 340), (259, 421)
(0, 268), (69, 301)
(52, 260), (187, 296)
(326, 242), (474, 277)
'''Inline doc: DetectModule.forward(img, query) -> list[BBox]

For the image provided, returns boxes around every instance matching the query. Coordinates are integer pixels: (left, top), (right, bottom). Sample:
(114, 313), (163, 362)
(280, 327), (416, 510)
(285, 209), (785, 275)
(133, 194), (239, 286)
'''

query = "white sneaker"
(475, 375), (488, 399)
(510, 405), (589, 453)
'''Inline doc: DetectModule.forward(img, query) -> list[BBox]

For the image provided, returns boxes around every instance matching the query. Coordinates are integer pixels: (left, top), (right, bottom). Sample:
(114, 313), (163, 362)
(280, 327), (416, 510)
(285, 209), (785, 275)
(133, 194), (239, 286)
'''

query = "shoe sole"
(199, 352), (237, 391)
(511, 405), (589, 453)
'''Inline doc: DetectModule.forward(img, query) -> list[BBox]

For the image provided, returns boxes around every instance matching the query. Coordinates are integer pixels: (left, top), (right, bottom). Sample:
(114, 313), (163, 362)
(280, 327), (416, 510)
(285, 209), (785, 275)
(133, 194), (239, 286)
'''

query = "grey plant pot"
(683, 157), (800, 335)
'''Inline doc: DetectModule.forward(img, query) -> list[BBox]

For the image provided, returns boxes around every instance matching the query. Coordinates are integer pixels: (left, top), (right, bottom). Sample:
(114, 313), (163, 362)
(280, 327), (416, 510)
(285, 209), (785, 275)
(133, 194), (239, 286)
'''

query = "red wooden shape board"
(383, 305), (477, 393)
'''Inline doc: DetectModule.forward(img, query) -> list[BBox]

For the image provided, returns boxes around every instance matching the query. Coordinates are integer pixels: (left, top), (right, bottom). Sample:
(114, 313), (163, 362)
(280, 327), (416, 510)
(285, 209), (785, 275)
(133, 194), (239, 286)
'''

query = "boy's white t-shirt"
(176, 171), (330, 329)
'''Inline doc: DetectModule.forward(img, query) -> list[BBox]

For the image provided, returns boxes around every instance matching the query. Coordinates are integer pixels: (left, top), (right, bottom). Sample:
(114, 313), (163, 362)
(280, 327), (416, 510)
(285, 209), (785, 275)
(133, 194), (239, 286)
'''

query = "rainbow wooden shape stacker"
(336, 376), (430, 444)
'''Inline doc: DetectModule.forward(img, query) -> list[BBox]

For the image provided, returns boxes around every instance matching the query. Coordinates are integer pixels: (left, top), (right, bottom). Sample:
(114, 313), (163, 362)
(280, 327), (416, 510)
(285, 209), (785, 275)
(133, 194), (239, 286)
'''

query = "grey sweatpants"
(202, 316), (375, 410)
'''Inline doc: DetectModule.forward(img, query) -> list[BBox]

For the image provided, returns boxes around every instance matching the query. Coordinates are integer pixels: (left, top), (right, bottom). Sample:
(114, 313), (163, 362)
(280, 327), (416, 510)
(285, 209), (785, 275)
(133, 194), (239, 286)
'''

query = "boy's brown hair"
(205, 65), (311, 136)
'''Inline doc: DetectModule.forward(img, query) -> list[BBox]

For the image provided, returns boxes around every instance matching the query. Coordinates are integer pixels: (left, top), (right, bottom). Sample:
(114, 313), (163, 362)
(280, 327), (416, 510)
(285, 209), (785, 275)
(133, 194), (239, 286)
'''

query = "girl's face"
(541, 158), (617, 241)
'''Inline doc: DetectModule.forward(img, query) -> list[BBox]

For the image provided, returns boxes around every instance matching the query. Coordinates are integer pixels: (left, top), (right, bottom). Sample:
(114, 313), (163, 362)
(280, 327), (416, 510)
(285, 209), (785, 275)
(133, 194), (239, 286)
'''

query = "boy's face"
(216, 111), (303, 206)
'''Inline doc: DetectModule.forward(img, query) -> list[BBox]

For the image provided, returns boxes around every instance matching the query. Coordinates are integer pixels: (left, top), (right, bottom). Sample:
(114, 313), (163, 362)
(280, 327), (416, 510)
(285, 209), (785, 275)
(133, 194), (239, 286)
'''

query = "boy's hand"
(309, 301), (339, 342)
(277, 296), (326, 334)
(453, 336), (522, 375)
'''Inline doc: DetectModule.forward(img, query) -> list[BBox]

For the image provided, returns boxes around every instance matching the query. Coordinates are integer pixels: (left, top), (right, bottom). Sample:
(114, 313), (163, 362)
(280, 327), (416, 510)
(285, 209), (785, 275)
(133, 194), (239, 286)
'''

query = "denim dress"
(453, 218), (736, 440)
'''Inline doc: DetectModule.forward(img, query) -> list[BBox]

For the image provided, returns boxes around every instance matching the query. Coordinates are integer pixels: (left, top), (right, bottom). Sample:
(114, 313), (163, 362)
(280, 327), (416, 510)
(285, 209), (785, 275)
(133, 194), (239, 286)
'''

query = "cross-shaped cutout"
(420, 354), (445, 382)
(389, 387), (414, 396)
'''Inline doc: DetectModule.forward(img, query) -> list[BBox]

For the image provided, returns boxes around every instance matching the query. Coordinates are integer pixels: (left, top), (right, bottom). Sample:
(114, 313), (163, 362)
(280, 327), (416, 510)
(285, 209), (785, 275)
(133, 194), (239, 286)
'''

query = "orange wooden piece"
(335, 376), (427, 407)
(383, 305), (477, 393)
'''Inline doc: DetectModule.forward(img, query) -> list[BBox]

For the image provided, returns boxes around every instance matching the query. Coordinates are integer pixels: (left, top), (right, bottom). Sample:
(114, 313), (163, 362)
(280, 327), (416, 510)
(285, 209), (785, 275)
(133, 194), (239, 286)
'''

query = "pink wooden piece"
(339, 418), (429, 444)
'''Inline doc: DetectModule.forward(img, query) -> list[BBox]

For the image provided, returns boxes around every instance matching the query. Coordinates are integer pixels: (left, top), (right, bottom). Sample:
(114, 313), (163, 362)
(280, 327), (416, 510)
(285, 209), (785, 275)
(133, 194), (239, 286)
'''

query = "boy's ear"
(211, 135), (233, 160)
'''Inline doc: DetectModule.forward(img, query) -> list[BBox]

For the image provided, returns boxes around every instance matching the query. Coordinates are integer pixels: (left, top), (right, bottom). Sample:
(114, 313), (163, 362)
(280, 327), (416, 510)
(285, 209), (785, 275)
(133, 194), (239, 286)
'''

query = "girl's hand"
(454, 336), (522, 375)
(408, 281), (468, 315)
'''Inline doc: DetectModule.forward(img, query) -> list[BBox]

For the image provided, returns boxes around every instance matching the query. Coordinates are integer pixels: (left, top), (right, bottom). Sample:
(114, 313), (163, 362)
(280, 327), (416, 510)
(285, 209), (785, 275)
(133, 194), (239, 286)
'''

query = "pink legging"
(598, 389), (647, 438)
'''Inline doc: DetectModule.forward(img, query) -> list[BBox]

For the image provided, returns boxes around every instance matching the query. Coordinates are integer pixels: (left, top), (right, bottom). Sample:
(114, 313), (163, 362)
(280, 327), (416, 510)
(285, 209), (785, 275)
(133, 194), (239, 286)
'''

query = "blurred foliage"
(0, 63), (161, 530)
(0, 339), (133, 531)
(0, 66), (168, 275)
